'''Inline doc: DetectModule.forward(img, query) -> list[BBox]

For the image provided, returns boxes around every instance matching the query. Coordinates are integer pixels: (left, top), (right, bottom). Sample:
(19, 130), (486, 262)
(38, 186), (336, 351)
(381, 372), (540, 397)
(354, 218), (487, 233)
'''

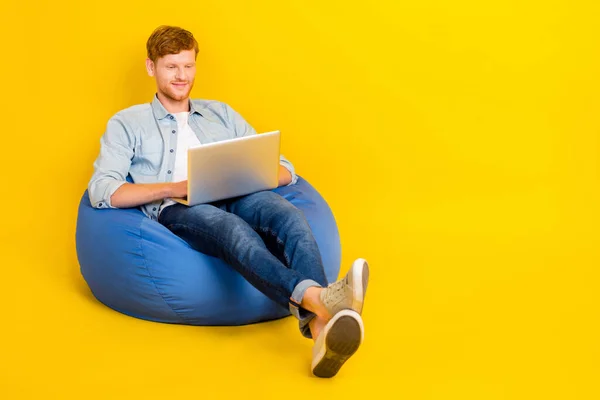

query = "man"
(88, 25), (370, 378)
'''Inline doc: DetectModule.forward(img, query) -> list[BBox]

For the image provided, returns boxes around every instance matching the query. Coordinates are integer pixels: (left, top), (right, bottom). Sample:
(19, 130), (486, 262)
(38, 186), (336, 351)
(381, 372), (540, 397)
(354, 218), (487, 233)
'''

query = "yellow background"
(1, 0), (599, 398)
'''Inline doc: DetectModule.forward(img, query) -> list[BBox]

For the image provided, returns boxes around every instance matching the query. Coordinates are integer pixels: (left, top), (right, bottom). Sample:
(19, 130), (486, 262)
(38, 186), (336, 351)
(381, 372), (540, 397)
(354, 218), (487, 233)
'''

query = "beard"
(159, 79), (195, 103)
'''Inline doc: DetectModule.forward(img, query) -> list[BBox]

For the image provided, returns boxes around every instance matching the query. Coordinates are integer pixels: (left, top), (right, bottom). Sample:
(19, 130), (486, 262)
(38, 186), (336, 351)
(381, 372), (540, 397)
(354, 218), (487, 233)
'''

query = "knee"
(248, 190), (283, 204)
(246, 191), (295, 212)
(243, 191), (306, 224)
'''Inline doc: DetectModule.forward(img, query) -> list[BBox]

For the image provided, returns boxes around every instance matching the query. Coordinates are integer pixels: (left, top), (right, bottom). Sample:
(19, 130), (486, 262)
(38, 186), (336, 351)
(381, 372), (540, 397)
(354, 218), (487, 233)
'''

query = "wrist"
(160, 183), (176, 199)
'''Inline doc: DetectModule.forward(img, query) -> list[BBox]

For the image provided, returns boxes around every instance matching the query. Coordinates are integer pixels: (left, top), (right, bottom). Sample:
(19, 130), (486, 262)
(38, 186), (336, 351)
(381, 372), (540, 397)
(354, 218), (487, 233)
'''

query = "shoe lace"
(322, 277), (347, 307)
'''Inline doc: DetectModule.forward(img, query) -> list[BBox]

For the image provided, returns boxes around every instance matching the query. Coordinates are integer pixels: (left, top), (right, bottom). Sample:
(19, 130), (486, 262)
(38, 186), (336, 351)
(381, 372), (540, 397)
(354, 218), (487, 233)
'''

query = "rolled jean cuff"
(289, 279), (322, 315)
(289, 279), (322, 339)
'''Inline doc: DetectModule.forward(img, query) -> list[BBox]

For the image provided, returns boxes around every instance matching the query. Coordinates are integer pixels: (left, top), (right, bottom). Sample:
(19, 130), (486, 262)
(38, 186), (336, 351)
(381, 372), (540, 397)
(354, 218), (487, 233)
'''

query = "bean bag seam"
(139, 220), (189, 324)
(166, 222), (294, 301)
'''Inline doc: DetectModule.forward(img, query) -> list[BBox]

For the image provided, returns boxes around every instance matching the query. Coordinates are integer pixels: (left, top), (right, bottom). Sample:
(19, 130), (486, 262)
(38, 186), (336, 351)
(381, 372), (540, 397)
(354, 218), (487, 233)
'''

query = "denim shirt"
(88, 95), (298, 221)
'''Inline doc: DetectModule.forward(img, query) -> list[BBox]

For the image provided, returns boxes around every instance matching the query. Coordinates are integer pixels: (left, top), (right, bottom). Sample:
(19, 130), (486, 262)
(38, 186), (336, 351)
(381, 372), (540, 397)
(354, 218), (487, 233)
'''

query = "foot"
(320, 258), (369, 317)
(311, 309), (364, 378)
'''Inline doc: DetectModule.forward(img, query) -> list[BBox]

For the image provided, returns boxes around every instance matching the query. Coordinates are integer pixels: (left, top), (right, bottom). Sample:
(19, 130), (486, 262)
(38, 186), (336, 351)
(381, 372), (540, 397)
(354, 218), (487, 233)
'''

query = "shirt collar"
(151, 94), (203, 120)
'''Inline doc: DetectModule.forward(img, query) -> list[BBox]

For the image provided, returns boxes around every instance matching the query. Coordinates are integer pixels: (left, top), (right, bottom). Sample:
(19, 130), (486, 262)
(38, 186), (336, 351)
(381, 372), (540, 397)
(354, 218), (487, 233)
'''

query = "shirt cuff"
(91, 179), (127, 209)
(279, 160), (298, 186)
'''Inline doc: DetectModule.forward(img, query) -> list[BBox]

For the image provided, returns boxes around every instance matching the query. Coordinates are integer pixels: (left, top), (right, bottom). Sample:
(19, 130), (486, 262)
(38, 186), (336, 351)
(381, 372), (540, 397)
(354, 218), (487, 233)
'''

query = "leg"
(224, 191), (329, 337)
(224, 191), (371, 378)
(160, 194), (370, 378)
(158, 202), (316, 311)
(225, 191), (328, 289)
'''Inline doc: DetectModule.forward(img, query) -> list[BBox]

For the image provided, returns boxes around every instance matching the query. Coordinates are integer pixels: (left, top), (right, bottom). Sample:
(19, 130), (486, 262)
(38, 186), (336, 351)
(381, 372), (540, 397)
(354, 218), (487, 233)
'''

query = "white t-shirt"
(160, 112), (201, 213)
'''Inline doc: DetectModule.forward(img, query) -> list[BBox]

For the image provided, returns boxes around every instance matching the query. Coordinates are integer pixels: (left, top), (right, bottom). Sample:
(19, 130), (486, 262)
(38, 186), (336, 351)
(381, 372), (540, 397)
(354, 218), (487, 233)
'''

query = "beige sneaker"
(320, 258), (369, 316)
(311, 309), (364, 378)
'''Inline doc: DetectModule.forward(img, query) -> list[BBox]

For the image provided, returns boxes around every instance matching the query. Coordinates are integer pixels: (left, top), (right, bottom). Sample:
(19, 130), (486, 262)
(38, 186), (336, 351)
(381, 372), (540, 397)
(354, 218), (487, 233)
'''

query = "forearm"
(278, 165), (292, 187)
(110, 182), (177, 208)
(108, 166), (288, 208)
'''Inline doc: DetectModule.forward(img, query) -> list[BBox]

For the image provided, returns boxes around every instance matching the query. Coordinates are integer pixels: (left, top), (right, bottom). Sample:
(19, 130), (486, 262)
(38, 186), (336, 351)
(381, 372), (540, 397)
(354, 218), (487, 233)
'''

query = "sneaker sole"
(351, 258), (370, 314)
(312, 310), (364, 378)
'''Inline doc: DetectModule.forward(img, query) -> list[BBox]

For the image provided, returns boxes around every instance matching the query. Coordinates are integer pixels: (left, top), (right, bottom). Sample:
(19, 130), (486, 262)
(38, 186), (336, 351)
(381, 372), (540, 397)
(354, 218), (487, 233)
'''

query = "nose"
(175, 67), (185, 80)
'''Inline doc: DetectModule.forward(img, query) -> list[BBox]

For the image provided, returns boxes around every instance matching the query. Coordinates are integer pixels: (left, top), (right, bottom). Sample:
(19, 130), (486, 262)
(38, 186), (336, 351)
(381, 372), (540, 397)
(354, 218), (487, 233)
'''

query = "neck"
(156, 92), (190, 113)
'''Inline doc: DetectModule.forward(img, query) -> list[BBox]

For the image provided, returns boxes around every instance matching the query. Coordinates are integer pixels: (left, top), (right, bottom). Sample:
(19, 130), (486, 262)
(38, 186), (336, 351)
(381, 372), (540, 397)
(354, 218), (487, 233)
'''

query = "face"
(146, 49), (197, 104)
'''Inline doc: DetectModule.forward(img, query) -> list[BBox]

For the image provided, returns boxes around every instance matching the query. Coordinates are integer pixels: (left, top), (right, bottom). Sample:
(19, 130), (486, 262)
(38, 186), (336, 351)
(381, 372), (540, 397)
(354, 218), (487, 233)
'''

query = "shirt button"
(167, 170), (172, 174)
(153, 207), (157, 211)
(172, 130), (176, 134)
(170, 149), (174, 153)
(170, 116), (174, 120)
(98, 202), (103, 207)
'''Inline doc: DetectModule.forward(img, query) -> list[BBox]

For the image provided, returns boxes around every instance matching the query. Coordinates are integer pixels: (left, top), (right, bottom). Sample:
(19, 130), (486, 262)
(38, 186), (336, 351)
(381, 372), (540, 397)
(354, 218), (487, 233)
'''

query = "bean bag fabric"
(76, 177), (341, 325)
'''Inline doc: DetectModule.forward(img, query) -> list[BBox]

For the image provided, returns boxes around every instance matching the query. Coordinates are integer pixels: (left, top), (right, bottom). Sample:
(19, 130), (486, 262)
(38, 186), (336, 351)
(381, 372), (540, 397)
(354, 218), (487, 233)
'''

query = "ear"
(146, 58), (155, 77)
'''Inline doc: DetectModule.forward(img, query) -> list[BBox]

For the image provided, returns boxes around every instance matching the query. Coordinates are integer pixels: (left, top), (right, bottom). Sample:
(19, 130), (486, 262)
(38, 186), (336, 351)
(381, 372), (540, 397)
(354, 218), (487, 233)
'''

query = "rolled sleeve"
(279, 155), (298, 186)
(88, 115), (134, 208)
(89, 179), (127, 209)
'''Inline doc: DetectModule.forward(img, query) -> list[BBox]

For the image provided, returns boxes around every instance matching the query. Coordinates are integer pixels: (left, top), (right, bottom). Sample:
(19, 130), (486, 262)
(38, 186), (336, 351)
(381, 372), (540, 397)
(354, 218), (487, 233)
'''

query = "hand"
(278, 165), (292, 187)
(170, 180), (188, 198)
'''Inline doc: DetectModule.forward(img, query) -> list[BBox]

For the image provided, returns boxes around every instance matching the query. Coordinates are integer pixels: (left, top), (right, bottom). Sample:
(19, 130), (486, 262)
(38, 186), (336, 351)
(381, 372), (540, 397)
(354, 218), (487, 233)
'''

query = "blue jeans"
(158, 190), (328, 338)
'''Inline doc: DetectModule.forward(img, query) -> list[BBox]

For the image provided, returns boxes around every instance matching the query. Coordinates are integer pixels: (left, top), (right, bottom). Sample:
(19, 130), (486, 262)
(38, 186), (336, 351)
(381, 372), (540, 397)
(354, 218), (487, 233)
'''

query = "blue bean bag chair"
(76, 176), (341, 326)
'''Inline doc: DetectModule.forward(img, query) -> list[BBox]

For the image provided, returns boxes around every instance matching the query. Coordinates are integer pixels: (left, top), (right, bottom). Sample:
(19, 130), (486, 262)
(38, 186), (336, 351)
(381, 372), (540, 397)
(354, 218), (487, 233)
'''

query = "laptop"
(170, 130), (281, 206)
